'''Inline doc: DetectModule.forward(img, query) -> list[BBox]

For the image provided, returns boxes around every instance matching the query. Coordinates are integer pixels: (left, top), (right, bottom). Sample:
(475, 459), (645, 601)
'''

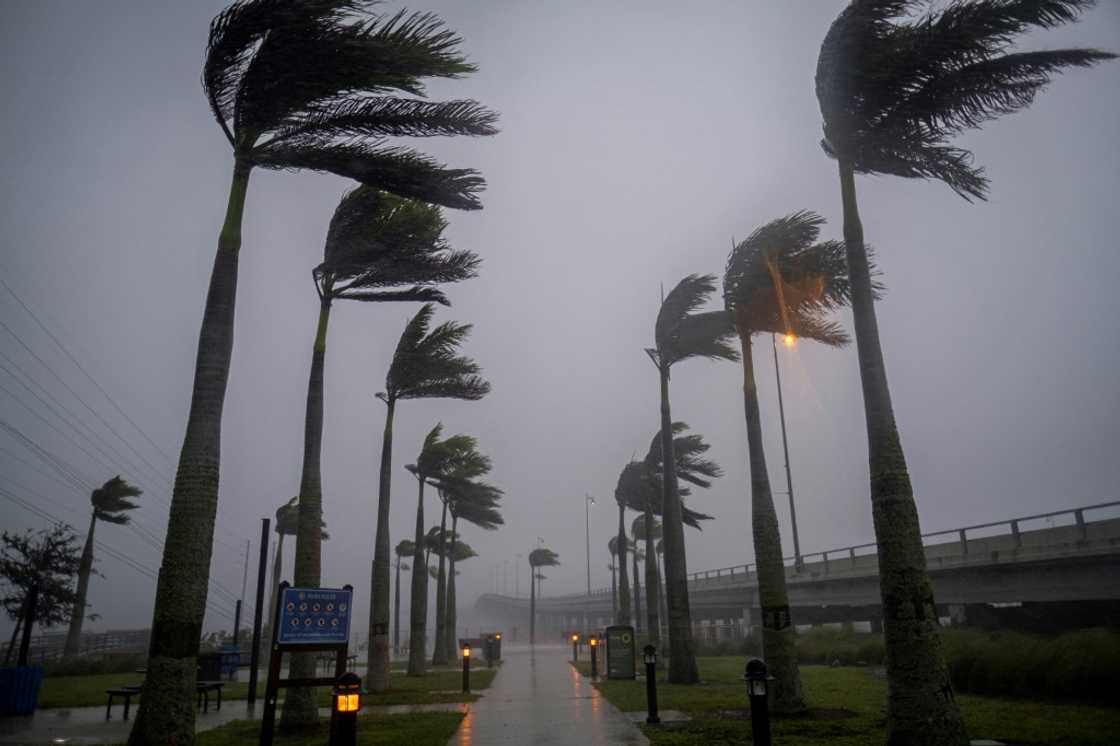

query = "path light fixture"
(589, 636), (599, 679)
(461, 642), (472, 694)
(328, 672), (363, 746)
(643, 644), (660, 724)
(744, 658), (772, 746)
(571, 633), (580, 663)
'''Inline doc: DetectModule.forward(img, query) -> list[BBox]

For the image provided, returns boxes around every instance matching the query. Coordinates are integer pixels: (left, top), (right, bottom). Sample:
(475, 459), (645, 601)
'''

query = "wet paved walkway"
(448, 644), (647, 746)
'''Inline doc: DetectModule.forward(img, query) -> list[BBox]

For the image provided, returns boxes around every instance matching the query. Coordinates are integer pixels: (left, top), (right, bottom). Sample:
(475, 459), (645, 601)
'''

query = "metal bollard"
(744, 658), (772, 746)
(462, 643), (472, 693)
(571, 633), (580, 663)
(589, 636), (599, 679)
(643, 644), (660, 724)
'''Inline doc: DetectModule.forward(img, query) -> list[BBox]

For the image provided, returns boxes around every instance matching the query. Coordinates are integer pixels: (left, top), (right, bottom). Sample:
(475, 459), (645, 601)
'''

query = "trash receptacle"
(0, 666), (44, 715)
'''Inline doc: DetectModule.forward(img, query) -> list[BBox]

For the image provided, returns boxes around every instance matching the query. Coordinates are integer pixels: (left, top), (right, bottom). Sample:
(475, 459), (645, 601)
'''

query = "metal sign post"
(260, 582), (354, 746)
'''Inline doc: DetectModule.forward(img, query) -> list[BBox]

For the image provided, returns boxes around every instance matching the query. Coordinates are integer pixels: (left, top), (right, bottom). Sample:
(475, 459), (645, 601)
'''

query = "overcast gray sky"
(1, 1), (1118, 639)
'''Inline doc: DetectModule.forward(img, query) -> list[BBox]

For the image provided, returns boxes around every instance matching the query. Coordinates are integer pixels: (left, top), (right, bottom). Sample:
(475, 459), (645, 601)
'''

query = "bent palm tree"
(528, 547), (559, 644)
(393, 540), (414, 657)
(440, 478), (502, 660)
(288, 191), (478, 718)
(370, 305), (488, 685)
(724, 211), (855, 713)
(64, 476), (142, 659)
(649, 275), (738, 682)
(136, 3), (497, 739)
(816, 3), (1113, 742)
(405, 426), (487, 675)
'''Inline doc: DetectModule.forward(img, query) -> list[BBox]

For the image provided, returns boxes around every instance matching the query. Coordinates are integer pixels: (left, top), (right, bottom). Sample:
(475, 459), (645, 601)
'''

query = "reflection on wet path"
(449, 643), (647, 745)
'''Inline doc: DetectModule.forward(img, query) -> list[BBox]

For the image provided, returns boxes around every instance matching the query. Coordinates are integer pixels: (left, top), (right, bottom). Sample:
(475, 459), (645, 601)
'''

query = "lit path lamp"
(571, 633), (580, 663)
(589, 636), (599, 679)
(745, 658), (772, 746)
(461, 642), (472, 694)
(643, 645), (660, 724)
(328, 672), (363, 746)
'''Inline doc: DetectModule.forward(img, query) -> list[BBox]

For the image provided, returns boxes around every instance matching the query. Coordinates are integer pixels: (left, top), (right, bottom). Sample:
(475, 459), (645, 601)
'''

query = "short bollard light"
(461, 643), (472, 694)
(588, 636), (599, 679)
(328, 672), (363, 746)
(643, 644), (660, 724)
(744, 658), (772, 746)
(571, 633), (580, 663)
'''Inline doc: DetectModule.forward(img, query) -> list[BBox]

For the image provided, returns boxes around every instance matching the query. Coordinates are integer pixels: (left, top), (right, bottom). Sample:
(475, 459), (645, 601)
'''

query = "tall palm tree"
(288, 189), (479, 719)
(724, 211), (855, 714)
(606, 539), (619, 618)
(649, 274), (737, 685)
(369, 305), (488, 687)
(63, 476), (142, 659)
(393, 540), (414, 657)
(405, 426), (486, 676)
(816, 3), (1113, 741)
(268, 498), (328, 642)
(136, 3), (497, 739)
(611, 469), (634, 626)
(632, 515), (661, 641)
(638, 422), (721, 645)
(440, 479), (503, 660)
(528, 547), (559, 644)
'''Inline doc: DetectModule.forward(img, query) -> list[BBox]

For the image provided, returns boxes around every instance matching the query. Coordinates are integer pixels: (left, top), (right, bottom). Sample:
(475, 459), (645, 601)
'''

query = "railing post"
(1075, 509), (1087, 542)
(959, 529), (968, 556)
(822, 551), (829, 575)
(1010, 520), (1021, 549)
(849, 547), (857, 568)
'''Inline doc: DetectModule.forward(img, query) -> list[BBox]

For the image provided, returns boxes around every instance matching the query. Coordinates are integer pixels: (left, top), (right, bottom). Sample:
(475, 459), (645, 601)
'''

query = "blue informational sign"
(276, 586), (352, 646)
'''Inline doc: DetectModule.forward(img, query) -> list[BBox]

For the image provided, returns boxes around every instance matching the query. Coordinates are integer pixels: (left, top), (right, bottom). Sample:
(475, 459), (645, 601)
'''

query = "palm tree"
(288, 189), (479, 716)
(369, 305), (488, 687)
(815, 3), (1113, 741)
(440, 479), (503, 660)
(268, 498), (328, 645)
(649, 275), (738, 683)
(611, 469), (633, 626)
(528, 547), (559, 644)
(135, 3), (497, 739)
(724, 211), (855, 714)
(606, 539), (619, 618)
(632, 515), (661, 641)
(63, 476), (142, 659)
(393, 540), (414, 657)
(405, 426), (487, 676)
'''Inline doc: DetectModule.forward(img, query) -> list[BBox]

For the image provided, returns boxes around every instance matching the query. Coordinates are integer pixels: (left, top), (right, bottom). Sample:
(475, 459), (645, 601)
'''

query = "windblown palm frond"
(314, 188), (480, 305)
(411, 426), (489, 484)
(529, 547), (560, 568)
(395, 539), (416, 558)
(631, 515), (662, 542)
(276, 496), (329, 539)
(204, 1), (498, 208)
(655, 275), (739, 366)
(816, 0), (1115, 200)
(385, 304), (490, 402)
(90, 477), (142, 525)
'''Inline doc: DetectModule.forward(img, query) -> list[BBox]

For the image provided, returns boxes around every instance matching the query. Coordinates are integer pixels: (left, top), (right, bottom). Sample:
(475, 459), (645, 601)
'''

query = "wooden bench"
(196, 680), (223, 713)
(104, 681), (224, 720)
(105, 685), (142, 720)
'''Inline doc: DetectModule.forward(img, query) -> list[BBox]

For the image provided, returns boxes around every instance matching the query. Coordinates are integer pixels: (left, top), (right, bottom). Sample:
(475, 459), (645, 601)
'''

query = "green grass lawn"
(38, 667), (495, 709)
(574, 658), (1120, 746)
(195, 712), (464, 746)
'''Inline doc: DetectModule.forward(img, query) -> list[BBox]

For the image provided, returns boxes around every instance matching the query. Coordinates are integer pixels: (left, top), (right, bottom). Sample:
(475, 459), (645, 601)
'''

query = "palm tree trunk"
(609, 558), (617, 618)
(444, 515), (459, 662)
(407, 479), (428, 676)
(281, 298), (332, 728)
(432, 500), (449, 666)
(644, 510), (659, 644)
(529, 559), (537, 645)
(393, 556), (402, 657)
(368, 397), (396, 692)
(129, 159), (251, 746)
(632, 546), (642, 633)
(657, 552), (667, 639)
(838, 160), (967, 744)
(615, 503), (630, 625)
(64, 512), (97, 659)
(739, 330), (805, 713)
(267, 535), (283, 642)
(658, 363), (699, 683)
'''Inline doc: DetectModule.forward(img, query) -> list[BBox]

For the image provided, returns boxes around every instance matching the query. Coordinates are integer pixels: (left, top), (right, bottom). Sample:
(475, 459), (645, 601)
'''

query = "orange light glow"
(571, 634), (579, 641)
(589, 638), (598, 647)
(462, 646), (471, 658)
(783, 334), (796, 347)
(495, 633), (501, 640)
(336, 693), (360, 713)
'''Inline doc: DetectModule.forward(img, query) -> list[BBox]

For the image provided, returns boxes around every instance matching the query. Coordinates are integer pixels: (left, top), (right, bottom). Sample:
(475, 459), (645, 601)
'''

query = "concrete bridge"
(473, 501), (1120, 640)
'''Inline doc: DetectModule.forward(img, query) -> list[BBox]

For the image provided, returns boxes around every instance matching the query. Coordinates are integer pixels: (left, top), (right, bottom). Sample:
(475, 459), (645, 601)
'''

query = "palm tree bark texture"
(739, 329), (804, 713)
(658, 364), (699, 684)
(643, 512), (660, 644)
(129, 160), (249, 746)
(432, 501), (450, 665)
(280, 299), (331, 727)
(615, 505), (630, 626)
(368, 397), (396, 690)
(407, 478), (428, 676)
(839, 161), (963, 743)
(63, 513), (97, 658)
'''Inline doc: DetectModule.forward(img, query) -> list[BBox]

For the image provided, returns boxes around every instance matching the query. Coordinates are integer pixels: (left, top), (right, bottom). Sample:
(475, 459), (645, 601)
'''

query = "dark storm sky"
(1, 1), (1118, 636)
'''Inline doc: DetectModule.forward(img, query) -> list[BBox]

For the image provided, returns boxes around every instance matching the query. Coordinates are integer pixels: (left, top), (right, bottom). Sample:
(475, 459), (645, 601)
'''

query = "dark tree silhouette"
(135, 2), (496, 739)
(393, 540), (414, 657)
(2, 524), (80, 665)
(528, 547), (559, 644)
(816, 2), (1113, 742)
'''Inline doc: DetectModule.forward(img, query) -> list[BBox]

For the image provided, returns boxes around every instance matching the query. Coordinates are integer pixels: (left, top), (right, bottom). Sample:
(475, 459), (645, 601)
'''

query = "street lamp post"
(515, 553), (522, 598)
(772, 333), (803, 569)
(585, 494), (595, 595)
